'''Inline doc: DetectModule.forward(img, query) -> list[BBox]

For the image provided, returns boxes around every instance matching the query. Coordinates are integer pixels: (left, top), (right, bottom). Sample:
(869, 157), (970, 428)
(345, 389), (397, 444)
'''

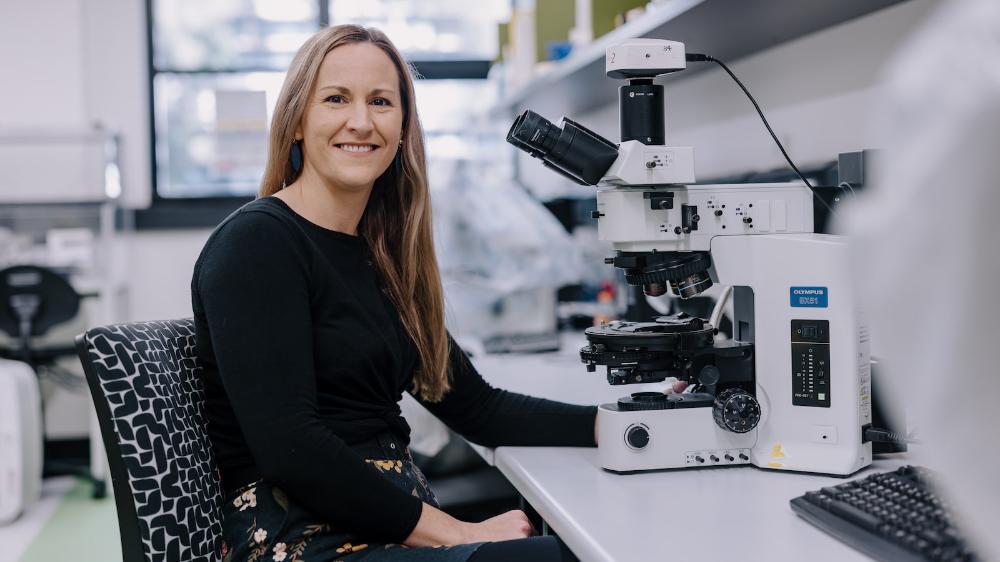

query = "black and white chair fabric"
(76, 319), (223, 562)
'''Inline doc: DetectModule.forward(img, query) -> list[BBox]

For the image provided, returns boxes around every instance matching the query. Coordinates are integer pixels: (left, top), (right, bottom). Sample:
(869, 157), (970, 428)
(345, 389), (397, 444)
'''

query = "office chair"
(0, 265), (80, 365)
(76, 318), (224, 562)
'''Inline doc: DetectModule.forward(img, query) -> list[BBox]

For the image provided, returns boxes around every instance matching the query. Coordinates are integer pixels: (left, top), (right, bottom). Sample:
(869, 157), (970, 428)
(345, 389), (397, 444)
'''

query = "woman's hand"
(666, 379), (688, 394)
(404, 504), (536, 547)
(460, 509), (537, 543)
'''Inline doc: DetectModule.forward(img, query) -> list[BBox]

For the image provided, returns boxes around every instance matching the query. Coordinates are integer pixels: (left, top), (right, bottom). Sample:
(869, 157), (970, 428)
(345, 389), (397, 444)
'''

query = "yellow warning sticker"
(767, 461), (784, 468)
(771, 443), (786, 459)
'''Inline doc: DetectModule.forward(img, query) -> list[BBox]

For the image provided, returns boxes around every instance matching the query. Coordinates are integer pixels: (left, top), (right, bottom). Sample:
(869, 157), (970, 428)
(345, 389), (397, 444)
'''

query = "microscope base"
(597, 403), (755, 472)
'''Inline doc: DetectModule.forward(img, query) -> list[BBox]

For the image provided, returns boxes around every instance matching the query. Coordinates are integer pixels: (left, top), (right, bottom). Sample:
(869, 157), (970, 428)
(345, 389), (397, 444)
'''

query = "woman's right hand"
(405, 503), (536, 547)
(461, 509), (537, 543)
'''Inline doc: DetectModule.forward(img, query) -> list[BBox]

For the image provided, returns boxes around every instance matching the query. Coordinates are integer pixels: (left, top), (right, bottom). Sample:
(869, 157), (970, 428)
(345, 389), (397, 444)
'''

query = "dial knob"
(625, 425), (650, 450)
(712, 388), (761, 433)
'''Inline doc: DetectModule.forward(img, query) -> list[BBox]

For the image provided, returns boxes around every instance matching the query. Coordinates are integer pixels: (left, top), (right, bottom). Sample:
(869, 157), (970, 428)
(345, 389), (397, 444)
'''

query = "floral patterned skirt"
(220, 432), (484, 562)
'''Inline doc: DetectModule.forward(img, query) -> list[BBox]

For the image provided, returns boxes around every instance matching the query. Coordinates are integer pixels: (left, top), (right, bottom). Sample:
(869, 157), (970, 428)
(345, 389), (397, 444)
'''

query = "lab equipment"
(791, 465), (978, 561)
(0, 358), (42, 525)
(507, 38), (873, 476)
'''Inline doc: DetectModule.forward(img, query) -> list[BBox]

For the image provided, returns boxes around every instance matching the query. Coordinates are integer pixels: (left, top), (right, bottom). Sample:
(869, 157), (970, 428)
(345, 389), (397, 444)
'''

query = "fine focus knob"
(713, 388), (761, 433)
(625, 425), (650, 450)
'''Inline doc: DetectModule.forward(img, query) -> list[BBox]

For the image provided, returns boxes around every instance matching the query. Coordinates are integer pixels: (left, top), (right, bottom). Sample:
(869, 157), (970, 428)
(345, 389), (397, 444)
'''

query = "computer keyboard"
(790, 465), (978, 562)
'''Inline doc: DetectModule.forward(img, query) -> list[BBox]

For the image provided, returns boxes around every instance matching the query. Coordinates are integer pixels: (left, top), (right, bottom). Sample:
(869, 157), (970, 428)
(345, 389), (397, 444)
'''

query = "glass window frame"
(140, 0), (495, 229)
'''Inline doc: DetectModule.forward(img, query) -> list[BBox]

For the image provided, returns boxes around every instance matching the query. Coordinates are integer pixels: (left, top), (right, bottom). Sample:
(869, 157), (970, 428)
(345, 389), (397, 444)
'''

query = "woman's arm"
(414, 335), (598, 448)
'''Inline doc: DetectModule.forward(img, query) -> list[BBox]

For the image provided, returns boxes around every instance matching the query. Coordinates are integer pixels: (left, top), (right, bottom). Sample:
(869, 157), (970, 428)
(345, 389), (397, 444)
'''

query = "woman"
(192, 25), (598, 561)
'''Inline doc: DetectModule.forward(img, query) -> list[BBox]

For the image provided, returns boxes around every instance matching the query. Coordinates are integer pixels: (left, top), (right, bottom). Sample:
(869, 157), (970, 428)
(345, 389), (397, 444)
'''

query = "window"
(146, 0), (508, 222)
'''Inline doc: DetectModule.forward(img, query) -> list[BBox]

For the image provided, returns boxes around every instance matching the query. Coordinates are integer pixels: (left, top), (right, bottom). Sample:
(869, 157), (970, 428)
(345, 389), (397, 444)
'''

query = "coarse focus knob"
(713, 388), (761, 433)
(626, 425), (650, 450)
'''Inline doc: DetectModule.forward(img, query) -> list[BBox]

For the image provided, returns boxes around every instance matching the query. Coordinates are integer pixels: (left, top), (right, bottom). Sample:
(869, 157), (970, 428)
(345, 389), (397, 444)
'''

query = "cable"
(686, 53), (837, 217)
(709, 286), (732, 333)
(863, 426), (922, 446)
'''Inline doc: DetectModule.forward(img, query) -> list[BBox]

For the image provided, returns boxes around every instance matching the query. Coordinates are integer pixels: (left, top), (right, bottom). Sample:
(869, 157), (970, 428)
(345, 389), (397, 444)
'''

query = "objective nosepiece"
(614, 251), (714, 299)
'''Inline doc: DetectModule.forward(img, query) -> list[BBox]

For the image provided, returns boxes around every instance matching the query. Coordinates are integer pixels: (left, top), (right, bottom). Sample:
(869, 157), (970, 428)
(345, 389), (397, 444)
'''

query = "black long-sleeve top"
(191, 197), (597, 544)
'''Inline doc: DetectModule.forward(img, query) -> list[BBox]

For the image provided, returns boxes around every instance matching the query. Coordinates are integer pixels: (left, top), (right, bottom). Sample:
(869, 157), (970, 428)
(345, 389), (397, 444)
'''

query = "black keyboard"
(790, 466), (978, 562)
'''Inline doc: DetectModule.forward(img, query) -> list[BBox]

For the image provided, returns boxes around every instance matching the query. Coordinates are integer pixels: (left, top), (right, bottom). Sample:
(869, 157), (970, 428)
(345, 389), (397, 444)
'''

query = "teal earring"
(394, 139), (403, 176)
(290, 141), (303, 173)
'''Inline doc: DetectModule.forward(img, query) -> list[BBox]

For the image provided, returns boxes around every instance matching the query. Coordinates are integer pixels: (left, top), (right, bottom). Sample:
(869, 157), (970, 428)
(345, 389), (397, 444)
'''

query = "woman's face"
(296, 42), (404, 194)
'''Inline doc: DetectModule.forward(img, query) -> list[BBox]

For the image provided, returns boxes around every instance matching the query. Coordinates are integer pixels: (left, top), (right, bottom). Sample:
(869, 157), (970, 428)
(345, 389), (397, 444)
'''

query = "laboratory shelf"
(492, 0), (910, 118)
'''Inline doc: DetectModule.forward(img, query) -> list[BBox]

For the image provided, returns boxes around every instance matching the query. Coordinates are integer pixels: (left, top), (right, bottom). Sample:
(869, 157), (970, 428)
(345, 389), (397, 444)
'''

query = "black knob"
(645, 161), (657, 169)
(691, 214), (700, 223)
(695, 455), (705, 463)
(739, 453), (749, 461)
(626, 426), (650, 450)
(743, 216), (753, 224)
(674, 226), (682, 235)
(714, 209), (723, 217)
(713, 388), (762, 433)
(725, 454), (735, 462)
(710, 455), (720, 462)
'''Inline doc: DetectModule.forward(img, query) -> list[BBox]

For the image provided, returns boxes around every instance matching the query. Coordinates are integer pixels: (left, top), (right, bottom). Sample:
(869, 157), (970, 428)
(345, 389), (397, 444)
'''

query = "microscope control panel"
(791, 319), (831, 407)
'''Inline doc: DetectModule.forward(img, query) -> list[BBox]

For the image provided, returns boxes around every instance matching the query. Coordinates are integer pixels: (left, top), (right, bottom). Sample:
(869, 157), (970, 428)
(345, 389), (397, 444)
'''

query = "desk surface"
(496, 446), (903, 562)
(468, 335), (902, 562)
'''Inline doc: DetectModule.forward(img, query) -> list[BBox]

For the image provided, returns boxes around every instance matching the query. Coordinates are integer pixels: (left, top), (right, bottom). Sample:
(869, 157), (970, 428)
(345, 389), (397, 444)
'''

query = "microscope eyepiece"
(506, 109), (619, 186)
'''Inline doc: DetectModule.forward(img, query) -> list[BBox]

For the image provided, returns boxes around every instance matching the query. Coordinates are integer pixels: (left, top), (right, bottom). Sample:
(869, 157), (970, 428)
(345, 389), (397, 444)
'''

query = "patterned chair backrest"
(76, 319), (223, 562)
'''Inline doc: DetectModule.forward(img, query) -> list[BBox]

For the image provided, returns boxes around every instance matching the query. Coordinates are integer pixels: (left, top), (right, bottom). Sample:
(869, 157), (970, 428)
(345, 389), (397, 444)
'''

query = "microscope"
(507, 39), (872, 476)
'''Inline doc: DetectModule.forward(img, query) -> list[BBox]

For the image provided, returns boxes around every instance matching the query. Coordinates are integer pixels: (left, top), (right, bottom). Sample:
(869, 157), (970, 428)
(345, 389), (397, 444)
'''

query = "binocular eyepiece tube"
(506, 110), (619, 186)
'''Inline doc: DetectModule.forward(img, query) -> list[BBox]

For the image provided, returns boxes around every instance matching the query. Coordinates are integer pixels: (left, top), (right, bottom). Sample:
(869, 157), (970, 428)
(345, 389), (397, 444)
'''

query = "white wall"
(518, 0), (938, 192)
(120, 230), (213, 321)
(0, 0), (150, 207)
(0, 0), (88, 130)
(80, 0), (151, 209)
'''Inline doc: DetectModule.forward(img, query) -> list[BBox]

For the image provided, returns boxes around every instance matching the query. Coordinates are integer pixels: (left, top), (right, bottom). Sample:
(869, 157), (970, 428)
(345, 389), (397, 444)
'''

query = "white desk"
(496, 446), (903, 561)
(467, 336), (903, 562)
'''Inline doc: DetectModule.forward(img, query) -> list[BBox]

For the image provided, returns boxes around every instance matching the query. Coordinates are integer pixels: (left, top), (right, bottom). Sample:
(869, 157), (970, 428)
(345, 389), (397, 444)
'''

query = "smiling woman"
(191, 24), (591, 562)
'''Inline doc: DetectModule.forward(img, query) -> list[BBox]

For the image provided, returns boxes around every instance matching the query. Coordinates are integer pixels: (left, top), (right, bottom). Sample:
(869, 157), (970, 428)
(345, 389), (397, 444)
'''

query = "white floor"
(0, 477), (75, 562)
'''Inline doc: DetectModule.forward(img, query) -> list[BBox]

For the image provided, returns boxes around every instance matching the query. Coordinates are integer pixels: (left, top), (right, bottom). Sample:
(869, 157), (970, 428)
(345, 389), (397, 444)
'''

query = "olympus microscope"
(506, 39), (872, 476)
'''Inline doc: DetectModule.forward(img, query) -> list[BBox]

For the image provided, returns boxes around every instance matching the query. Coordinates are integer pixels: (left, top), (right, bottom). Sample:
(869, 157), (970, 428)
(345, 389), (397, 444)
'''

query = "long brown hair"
(259, 25), (451, 401)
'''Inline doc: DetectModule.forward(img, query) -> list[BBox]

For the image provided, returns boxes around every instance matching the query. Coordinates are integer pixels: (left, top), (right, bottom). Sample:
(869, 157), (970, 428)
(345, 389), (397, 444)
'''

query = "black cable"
(864, 426), (918, 446)
(686, 53), (837, 217)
